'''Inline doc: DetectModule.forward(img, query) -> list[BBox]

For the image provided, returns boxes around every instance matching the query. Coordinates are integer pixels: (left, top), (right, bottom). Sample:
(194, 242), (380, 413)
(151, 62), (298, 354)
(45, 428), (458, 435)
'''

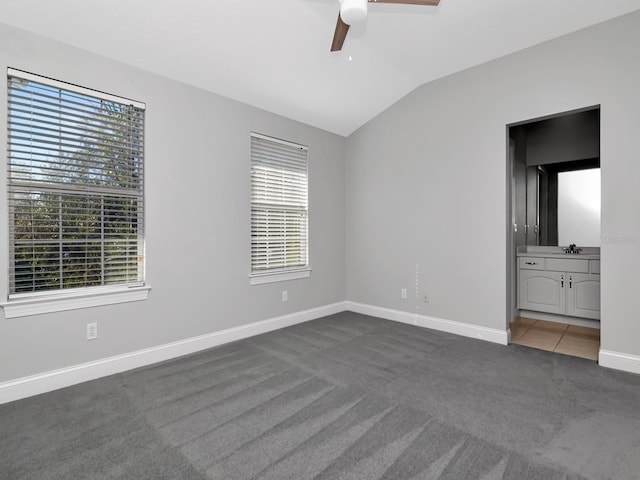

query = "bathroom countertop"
(516, 246), (600, 260)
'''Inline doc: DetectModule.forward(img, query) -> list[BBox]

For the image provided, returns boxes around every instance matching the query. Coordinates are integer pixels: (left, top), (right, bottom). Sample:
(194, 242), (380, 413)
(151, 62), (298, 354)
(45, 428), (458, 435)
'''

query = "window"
(250, 133), (309, 284)
(4, 69), (147, 315)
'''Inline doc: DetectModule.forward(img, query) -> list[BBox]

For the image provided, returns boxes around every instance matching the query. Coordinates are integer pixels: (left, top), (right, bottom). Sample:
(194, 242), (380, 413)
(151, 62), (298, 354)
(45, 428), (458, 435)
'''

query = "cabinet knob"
(525, 262), (537, 265)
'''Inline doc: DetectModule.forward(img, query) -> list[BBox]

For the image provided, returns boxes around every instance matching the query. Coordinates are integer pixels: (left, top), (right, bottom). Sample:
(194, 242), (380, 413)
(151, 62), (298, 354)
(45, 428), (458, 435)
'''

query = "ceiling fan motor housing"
(340, 0), (368, 25)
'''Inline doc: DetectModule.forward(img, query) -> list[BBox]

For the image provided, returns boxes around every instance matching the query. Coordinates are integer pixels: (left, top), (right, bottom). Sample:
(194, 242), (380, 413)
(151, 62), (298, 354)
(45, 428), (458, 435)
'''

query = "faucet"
(563, 243), (582, 254)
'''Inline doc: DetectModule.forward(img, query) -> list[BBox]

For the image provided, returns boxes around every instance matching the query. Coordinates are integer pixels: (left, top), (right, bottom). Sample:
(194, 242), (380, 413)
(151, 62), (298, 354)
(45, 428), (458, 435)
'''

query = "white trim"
(518, 310), (600, 329)
(599, 349), (640, 375)
(0, 301), (346, 404)
(1, 286), (151, 318)
(8, 68), (146, 109)
(345, 301), (509, 345)
(250, 268), (311, 285)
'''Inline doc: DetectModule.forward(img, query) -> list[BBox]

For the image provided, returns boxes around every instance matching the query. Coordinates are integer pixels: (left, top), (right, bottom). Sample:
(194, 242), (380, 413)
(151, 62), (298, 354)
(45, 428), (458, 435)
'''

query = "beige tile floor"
(510, 317), (600, 361)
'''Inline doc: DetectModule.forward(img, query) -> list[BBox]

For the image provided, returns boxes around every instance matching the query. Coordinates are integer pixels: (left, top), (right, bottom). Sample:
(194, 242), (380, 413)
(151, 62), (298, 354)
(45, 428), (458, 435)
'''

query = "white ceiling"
(1, 0), (639, 136)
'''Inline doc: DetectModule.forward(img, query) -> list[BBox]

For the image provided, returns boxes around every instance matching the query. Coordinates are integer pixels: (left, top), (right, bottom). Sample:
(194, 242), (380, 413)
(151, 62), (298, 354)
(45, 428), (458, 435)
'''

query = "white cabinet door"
(567, 273), (601, 320)
(518, 270), (565, 314)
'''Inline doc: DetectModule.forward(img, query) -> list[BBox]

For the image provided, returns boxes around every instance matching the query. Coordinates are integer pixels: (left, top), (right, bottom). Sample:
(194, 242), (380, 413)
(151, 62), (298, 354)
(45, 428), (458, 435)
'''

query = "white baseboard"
(345, 301), (509, 346)
(6, 300), (635, 405)
(0, 301), (347, 405)
(599, 349), (640, 375)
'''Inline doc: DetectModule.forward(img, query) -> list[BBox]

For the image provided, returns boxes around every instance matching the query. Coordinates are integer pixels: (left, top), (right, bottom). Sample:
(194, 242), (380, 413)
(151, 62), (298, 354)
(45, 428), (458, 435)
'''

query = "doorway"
(506, 106), (601, 360)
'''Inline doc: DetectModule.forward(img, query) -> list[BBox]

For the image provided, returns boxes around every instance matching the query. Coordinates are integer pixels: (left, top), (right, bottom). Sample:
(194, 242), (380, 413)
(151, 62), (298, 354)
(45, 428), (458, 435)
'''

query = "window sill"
(1, 286), (151, 319)
(250, 268), (311, 285)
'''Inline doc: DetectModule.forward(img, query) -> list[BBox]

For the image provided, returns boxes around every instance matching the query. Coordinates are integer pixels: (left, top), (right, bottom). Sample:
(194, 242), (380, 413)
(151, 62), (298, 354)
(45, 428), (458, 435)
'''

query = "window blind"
(7, 69), (145, 297)
(250, 133), (308, 273)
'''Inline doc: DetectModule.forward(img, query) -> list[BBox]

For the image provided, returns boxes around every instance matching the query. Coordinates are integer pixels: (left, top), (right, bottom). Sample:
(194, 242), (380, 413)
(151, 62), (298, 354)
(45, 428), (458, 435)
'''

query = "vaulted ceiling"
(1, 0), (639, 136)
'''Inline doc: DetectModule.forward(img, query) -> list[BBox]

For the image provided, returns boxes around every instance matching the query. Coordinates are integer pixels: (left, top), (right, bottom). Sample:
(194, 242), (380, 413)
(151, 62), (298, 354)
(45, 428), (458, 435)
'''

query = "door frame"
(505, 105), (601, 337)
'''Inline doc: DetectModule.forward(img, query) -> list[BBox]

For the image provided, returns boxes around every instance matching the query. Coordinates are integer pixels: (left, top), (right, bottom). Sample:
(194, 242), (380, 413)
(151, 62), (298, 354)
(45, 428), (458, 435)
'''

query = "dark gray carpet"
(1, 311), (639, 480)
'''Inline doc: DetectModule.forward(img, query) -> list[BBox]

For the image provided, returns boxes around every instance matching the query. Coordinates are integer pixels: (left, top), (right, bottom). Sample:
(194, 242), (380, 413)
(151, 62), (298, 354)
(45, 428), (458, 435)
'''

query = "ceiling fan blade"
(331, 14), (350, 52)
(368, 0), (440, 5)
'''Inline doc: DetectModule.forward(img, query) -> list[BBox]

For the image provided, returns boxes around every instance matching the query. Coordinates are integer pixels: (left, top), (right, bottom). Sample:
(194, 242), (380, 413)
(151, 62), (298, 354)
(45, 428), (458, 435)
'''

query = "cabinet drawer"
(590, 260), (601, 274)
(545, 258), (589, 273)
(519, 257), (544, 270)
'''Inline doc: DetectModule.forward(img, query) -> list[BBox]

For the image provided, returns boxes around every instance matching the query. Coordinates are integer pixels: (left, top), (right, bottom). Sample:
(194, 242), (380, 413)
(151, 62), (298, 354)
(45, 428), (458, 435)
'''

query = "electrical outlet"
(401, 288), (407, 299)
(423, 293), (429, 303)
(282, 290), (288, 302)
(86, 322), (98, 340)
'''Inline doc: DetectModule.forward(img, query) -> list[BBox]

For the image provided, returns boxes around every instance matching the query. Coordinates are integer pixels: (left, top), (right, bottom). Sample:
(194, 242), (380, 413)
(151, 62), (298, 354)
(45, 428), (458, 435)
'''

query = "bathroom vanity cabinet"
(518, 255), (600, 320)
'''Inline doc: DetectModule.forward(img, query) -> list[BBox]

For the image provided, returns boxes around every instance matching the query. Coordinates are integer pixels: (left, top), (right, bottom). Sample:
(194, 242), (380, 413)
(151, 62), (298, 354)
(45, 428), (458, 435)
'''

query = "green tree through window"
(7, 70), (145, 296)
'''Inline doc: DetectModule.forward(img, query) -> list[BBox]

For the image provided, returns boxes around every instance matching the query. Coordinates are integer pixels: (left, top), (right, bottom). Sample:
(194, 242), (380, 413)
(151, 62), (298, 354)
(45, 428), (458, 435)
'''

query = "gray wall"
(346, 11), (640, 356)
(0, 23), (346, 382)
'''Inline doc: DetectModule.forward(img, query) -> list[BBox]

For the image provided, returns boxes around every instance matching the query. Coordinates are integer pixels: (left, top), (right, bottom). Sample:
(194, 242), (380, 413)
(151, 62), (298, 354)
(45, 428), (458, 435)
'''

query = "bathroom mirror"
(530, 160), (601, 247)
(557, 168), (601, 246)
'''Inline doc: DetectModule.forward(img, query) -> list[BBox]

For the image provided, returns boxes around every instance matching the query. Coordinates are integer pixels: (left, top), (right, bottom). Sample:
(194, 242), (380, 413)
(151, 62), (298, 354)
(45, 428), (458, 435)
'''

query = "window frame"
(1, 69), (149, 318)
(249, 132), (311, 285)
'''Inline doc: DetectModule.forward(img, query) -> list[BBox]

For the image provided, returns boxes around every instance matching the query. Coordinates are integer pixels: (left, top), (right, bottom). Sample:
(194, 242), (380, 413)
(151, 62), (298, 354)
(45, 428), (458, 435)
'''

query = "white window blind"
(251, 133), (308, 274)
(6, 69), (145, 298)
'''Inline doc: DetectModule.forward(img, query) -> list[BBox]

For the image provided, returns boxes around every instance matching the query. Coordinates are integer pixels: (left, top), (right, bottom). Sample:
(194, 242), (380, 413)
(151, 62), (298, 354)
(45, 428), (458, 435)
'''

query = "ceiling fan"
(331, 0), (440, 51)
